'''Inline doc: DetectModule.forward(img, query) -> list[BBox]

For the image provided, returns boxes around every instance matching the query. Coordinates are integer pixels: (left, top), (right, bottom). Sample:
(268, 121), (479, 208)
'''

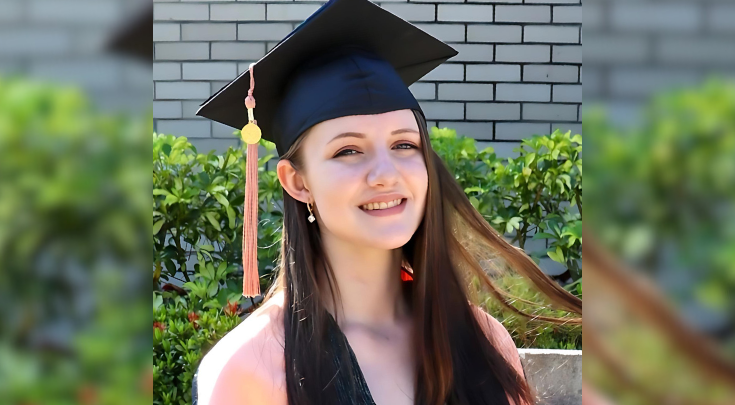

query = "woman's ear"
(277, 159), (312, 203)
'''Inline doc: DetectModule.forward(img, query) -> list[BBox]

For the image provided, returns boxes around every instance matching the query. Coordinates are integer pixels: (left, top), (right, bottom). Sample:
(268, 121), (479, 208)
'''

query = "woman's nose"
(366, 149), (399, 187)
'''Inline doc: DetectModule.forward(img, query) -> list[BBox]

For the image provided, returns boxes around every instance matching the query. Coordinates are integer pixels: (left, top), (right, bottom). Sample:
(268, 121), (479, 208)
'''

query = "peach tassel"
(241, 63), (261, 298)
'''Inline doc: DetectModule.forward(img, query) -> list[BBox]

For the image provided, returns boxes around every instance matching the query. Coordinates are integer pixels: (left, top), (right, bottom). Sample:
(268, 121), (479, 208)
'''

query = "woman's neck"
(317, 231), (410, 330)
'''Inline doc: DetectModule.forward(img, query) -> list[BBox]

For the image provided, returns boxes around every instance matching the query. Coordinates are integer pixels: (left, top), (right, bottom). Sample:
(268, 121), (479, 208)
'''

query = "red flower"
(188, 312), (200, 329)
(77, 384), (97, 405)
(224, 300), (240, 316)
(153, 321), (166, 331)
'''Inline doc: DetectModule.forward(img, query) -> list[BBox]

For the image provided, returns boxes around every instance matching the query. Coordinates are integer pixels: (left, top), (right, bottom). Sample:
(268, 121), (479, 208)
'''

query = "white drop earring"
(307, 202), (315, 223)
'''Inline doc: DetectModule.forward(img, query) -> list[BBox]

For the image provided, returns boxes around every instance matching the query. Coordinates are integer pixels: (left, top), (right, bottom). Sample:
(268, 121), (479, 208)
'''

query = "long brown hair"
(262, 109), (582, 405)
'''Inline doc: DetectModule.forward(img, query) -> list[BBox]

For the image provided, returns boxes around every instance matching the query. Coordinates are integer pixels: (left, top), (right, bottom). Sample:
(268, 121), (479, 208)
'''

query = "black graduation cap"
(195, 0), (458, 299)
(196, 0), (458, 156)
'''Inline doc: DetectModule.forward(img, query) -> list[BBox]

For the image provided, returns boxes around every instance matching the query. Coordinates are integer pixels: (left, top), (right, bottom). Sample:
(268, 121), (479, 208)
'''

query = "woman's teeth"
(360, 198), (403, 211)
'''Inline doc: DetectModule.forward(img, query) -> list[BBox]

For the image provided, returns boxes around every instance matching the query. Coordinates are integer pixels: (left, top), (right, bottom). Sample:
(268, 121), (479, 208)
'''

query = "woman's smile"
(359, 198), (407, 217)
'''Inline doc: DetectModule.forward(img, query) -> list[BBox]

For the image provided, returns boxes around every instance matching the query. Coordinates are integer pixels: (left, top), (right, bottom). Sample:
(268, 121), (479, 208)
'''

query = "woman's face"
(284, 109), (428, 249)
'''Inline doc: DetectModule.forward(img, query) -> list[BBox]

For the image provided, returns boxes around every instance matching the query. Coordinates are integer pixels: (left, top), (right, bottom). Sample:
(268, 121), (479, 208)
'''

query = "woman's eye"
(395, 143), (419, 150)
(334, 148), (359, 157)
(334, 143), (418, 158)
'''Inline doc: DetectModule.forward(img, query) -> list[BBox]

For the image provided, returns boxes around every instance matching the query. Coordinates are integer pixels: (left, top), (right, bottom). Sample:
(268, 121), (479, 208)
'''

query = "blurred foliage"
(431, 127), (583, 287)
(585, 78), (735, 404)
(586, 79), (735, 345)
(0, 75), (150, 404)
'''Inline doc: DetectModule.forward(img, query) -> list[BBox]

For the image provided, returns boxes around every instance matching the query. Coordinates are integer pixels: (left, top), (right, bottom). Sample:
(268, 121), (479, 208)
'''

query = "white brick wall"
(153, 0), (582, 156)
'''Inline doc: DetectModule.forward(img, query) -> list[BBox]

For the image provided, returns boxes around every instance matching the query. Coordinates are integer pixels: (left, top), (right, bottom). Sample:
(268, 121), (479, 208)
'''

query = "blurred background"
(0, 0), (152, 404)
(3, 0), (735, 404)
(584, 0), (735, 404)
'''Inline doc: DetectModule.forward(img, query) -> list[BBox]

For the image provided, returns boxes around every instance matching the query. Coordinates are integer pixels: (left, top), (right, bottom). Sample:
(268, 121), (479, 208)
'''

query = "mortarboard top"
(196, 0), (458, 156)
(194, 0), (458, 299)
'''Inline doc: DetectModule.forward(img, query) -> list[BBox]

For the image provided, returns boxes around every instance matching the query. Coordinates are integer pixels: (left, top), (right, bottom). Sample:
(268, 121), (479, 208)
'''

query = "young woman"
(195, 107), (581, 405)
(193, 1), (581, 404)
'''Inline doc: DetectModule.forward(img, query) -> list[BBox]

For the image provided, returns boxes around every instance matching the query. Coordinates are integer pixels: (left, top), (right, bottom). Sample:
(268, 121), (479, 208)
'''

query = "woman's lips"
(359, 198), (407, 217)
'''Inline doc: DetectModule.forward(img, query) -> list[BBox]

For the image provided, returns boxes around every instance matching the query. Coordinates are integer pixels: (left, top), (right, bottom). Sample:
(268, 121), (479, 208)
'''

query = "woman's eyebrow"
(327, 128), (419, 145)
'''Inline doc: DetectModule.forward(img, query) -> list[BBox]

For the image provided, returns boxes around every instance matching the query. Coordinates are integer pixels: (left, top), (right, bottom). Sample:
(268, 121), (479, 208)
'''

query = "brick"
(523, 65), (578, 83)
(237, 23), (293, 41)
(438, 83), (493, 101)
(181, 23), (236, 41)
(31, 60), (120, 90)
(523, 103), (577, 121)
(553, 6), (581, 23)
(153, 24), (180, 42)
(153, 63), (181, 81)
(439, 122), (494, 140)
(466, 103), (520, 120)
(609, 69), (700, 98)
(552, 85), (581, 103)
(418, 102), (465, 120)
(582, 68), (600, 96)
(552, 45), (582, 64)
(415, 24), (465, 42)
(496, 83), (550, 102)
(153, 101), (183, 119)
(437, 5), (493, 22)
(467, 25), (522, 43)
(211, 42), (266, 61)
(0, 0), (23, 23)
(584, 3), (603, 29)
(210, 4), (265, 21)
(496, 45), (550, 63)
(450, 44), (494, 62)
(552, 123), (582, 135)
(182, 101), (206, 119)
(495, 6), (550, 23)
(267, 3), (322, 21)
(466, 64), (520, 82)
(657, 38), (735, 65)
(409, 82), (436, 100)
(477, 141), (520, 158)
(525, 0), (578, 3)
(524, 26), (578, 44)
(413, 0), (463, 3)
(382, 4), (435, 22)
(157, 120), (212, 138)
(611, 3), (700, 32)
(155, 82), (211, 100)
(583, 36), (646, 63)
(155, 43), (209, 60)
(496, 123), (551, 140)
(190, 138), (239, 156)
(154, 4), (208, 21)
(212, 122), (241, 139)
(183, 63), (237, 80)
(422, 64), (464, 81)
(708, 5), (735, 32)
(29, 0), (120, 25)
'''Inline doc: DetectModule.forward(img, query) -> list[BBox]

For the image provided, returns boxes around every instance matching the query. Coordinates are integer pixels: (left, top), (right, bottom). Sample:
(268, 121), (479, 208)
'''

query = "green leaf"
(505, 217), (522, 233)
(547, 246), (565, 264)
(214, 193), (229, 207)
(205, 212), (221, 231)
(153, 219), (164, 236)
(226, 205), (236, 229)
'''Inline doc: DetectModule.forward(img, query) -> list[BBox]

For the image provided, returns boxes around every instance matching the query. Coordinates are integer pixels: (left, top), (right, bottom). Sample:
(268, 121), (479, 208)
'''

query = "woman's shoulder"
(196, 291), (288, 405)
(470, 304), (525, 378)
